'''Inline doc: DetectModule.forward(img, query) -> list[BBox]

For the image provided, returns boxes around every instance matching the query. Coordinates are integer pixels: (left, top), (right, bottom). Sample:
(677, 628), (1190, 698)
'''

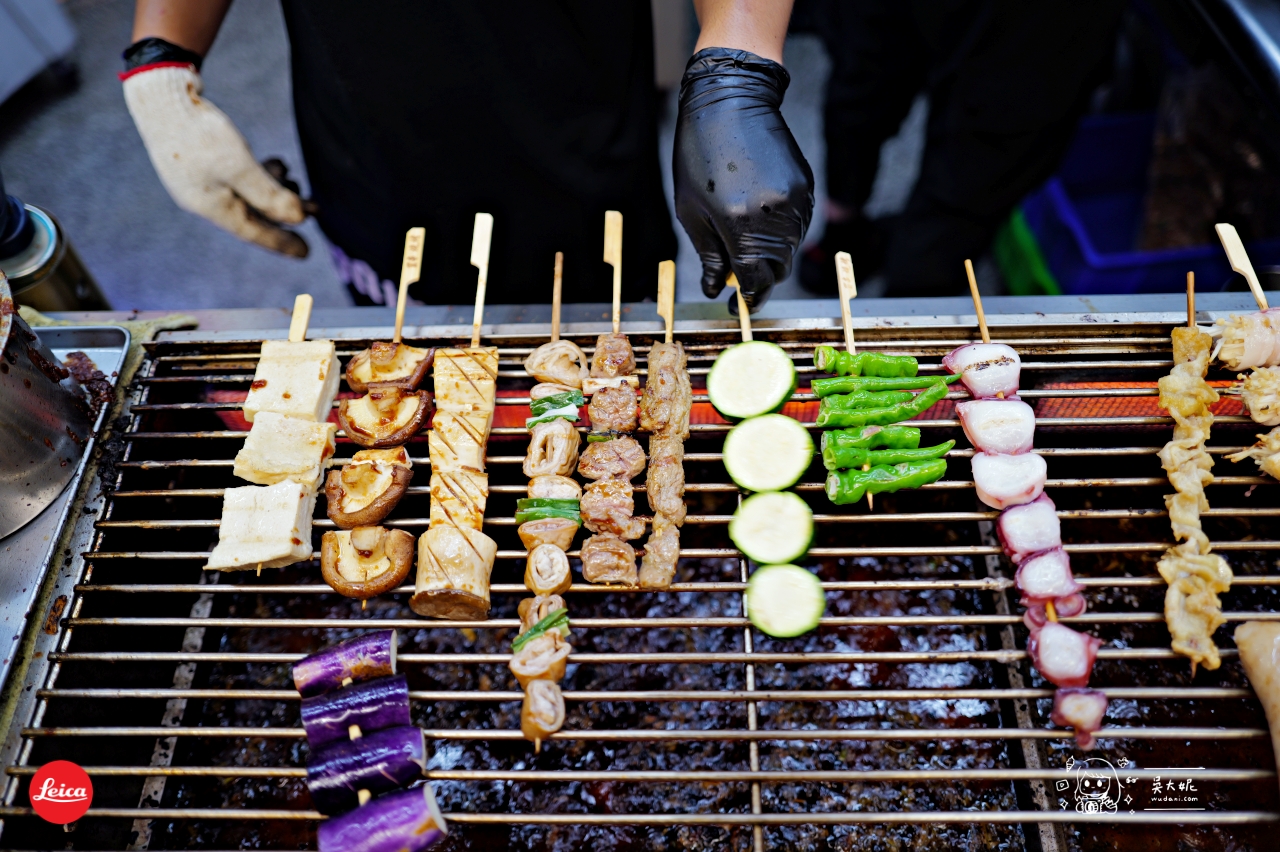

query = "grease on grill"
(64, 350), (114, 413)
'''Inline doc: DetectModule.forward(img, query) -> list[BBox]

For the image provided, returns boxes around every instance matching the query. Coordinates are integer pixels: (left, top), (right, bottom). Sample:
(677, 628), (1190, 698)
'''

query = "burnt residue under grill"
(3, 325), (1280, 852)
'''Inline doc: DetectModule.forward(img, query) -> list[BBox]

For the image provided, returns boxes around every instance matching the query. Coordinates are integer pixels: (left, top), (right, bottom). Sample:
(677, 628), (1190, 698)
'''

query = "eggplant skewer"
(292, 630), (397, 697)
(316, 785), (447, 852)
(307, 725), (426, 814)
(300, 673), (411, 748)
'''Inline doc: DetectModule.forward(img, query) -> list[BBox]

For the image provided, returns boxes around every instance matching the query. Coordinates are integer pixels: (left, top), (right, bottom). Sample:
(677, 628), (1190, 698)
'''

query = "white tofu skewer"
(243, 295), (340, 424)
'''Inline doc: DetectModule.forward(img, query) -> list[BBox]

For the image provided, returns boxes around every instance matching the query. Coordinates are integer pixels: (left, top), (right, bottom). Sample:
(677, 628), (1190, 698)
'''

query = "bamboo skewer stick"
(551, 251), (564, 342)
(834, 251), (872, 510)
(287, 293), (312, 343)
(393, 227), (425, 344)
(724, 274), (752, 342)
(657, 259), (676, 344)
(1187, 271), (1196, 329)
(964, 258), (1004, 399)
(604, 211), (623, 335)
(469, 213), (494, 348)
(1215, 223), (1269, 310)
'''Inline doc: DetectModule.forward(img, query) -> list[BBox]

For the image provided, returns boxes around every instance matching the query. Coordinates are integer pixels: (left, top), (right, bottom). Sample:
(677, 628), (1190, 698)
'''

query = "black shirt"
(280, 1), (677, 305)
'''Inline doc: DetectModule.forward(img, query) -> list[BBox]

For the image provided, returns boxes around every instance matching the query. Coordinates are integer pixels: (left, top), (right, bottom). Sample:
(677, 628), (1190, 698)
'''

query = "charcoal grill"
(2, 298), (1279, 851)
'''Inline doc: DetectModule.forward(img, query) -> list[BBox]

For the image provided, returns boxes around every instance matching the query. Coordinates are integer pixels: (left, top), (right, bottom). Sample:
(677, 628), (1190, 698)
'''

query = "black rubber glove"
(674, 48), (814, 312)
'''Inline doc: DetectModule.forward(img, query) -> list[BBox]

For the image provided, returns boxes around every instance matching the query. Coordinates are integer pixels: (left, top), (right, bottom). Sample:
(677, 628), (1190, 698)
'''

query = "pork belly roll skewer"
(521, 678), (566, 751)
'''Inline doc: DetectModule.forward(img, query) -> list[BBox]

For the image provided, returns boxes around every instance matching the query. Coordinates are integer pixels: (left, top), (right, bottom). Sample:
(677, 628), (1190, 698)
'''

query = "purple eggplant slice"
(317, 785), (447, 852)
(292, 630), (397, 697)
(301, 674), (411, 748)
(307, 726), (426, 815)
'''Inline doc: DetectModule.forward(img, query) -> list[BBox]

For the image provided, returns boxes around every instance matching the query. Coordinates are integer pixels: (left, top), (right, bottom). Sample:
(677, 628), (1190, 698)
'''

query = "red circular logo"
(29, 760), (92, 824)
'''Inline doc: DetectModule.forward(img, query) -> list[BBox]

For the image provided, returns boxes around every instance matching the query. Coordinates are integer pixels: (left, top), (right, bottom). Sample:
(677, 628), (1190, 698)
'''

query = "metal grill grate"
(2, 317), (1279, 850)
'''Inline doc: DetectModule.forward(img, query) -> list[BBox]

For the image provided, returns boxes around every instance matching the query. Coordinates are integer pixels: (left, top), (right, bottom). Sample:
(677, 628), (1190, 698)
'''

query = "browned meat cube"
(590, 332), (636, 378)
(588, 385), (638, 433)
(580, 532), (637, 585)
(639, 341), (691, 439)
(645, 435), (686, 525)
(639, 517), (680, 589)
(578, 435), (646, 481)
(581, 479), (646, 540)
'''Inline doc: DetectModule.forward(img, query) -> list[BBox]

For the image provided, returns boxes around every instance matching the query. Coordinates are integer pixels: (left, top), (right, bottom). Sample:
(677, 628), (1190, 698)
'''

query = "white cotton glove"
(122, 64), (309, 257)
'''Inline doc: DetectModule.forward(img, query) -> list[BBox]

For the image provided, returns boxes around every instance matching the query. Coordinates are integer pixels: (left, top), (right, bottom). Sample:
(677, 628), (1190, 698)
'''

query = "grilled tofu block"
(206, 481), (316, 571)
(429, 469), (489, 530)
(233, 411), (337, 488)
(428, 411), (490, 472)
(434, 347), (498, 413)
(243, 339), (340, 423)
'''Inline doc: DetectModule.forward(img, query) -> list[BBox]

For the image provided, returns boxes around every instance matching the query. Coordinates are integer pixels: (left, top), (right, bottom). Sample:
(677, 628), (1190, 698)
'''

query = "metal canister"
(0, 273), (94, 538)
(0, 203), (110, 312)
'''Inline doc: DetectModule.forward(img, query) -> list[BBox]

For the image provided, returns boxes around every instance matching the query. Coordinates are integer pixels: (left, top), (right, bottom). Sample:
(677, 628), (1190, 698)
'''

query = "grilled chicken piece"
(524, 418), (580, 478)
(233, 411), (336, 488)
(243, 339), (340, 423)
(581, 479), (646, 540)
(525, 543), (573, 595)
(517, 517), (580, 551)
(645, 435), (686, 525)
(521, 679), (565, 747)
(639, 517), (680, 589)
(524, 340), (588, 388)
(587, 385), (638, 433)
(412, 523), (497, 620)
(429, 411), (490, 472)
(509, 631), (571, 688)
(338, 385), (432, 448)
(590, 332), (636, 378)
(320, 526), (415, 599)
(346, 341), (434, 392)
(518, 594), (567, 632)
(527, 475), (581, 501)
(325, 447), (413, 529)
(206, 482), (315, 571)
(578, 435), (646, 481)
(428, 469), (488, 531)
(580, 532), (637, 585)
(638, 341), (691, 438)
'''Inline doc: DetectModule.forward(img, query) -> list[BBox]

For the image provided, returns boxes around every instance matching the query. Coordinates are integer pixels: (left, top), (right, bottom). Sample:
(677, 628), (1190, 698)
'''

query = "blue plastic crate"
(1013, 112), (1280, 294)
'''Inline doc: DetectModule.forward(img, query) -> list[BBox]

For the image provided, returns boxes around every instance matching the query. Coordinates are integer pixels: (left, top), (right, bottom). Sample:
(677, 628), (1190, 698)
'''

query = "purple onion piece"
(293, 630), (397, 697)
(301, 674), (411, 748)
(307, 726), (426, 815)
(317, 785), (447, 852)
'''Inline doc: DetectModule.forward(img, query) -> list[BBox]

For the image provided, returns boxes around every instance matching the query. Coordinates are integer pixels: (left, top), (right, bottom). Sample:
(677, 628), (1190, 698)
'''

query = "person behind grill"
(120, 0), (813, 312)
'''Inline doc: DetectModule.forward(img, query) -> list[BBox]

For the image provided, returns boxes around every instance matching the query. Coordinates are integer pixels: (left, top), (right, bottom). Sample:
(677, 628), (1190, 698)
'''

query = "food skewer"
(605, 210), (623, 335)
(471, 212), (494, 348)
(834, 251), (873, 510)
(288, 293), (312, 344)
(551, 251), (564, 342)
(724, 274), (752, 342)
(1216, 222), (1269, 311)
(394, 227), (425, 344)
(657, 259), (675, 344)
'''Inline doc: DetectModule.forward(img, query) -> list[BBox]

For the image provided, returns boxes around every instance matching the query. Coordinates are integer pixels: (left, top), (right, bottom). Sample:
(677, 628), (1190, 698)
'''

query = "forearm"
(692, 0), (793, 64)
(133, 0), (233, 57)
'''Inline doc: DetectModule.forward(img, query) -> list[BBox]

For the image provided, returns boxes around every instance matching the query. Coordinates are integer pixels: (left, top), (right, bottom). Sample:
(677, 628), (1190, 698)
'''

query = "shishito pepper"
(822, 424), (921, 453)
(824, 458), (948, 505)
(812, 371), (961, 398)
(823, 439), (955, 472)
(814, 346), (918, 378)
(816, 389), (913, 411)
(511, 607), (570, 652)
(815, 380), (949, 429)
(515, 498), (581, 525)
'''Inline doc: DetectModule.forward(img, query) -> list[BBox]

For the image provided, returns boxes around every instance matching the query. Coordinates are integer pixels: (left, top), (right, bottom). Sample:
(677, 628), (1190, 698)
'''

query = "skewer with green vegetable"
(824, 458), (948, 505)
(815, 380), (949, 429)
(813, 345), (919, 378)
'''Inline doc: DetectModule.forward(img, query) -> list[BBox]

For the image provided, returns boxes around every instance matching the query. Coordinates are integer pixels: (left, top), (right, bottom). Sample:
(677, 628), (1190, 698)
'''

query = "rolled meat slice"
(411, 524), (498, 620)
(957, 399), (1036, 455)
(943, 343), (1021, 399)
(306, 725), (426, 815)
(1015, 547), (1082, 604)
(524, 339), (589, 388)
(578, 435), (646, 481)
(1050, 688), (1109, 750)
(524, 418), (580, 478)
(517, 517), (580, 551)
(638, 340), (692, 439)
(639, 518), (680, 589)
(581, 478), (646, 540)
(1027, 621), (1101, 688)
(525, 543), (572, 595)
(509, 631), (571, 688)
(300, 674), (411, 748)
(997, 494), (1061, 563)
(580, 532), (638, 585)
(645, 435), (687, 525)
(293, 631), (396, 697)
(971, 451), (1046, 510)
(528, 475), (581, 501)
(316, 785), (447, 852)
(521, 679), (566, 745)
(518, 594), (567, 632)
(1234, 621), (1280, 780)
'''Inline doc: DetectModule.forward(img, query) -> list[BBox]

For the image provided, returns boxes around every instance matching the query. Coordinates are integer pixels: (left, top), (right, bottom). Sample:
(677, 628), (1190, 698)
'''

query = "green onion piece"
(512, 608), (569, 653)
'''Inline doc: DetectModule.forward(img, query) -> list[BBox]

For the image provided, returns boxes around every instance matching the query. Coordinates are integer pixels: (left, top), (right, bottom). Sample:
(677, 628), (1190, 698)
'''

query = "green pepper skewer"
(814, 380), (949, 429)
(811, 372), (961, 398)
(511, 607), (570, 653)
(824, 459), (948, 505)
(816, 388), (913, 411)
(814, 346), (918, 378)
(823, 439), (955, 472)
(821, 424), (921, 453)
